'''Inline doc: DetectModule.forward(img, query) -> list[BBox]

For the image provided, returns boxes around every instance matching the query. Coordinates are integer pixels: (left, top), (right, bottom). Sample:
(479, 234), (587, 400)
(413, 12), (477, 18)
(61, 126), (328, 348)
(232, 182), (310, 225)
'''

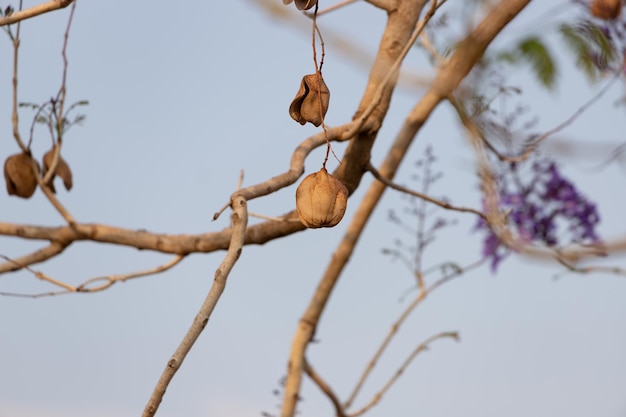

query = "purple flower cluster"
(476, 159), (601, 271)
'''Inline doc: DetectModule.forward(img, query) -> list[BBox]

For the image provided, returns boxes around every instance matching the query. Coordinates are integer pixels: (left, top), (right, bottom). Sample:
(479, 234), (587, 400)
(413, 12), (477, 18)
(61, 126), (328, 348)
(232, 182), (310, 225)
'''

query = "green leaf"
(558, 20), (619, 82)
(559, 23), (597, 80)
(494, 36), (557, 90)
(517, 37), (557, 89)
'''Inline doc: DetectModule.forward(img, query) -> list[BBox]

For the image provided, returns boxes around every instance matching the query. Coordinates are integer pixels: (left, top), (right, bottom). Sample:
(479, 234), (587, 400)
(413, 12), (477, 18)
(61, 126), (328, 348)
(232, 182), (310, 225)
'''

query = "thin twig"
(0, 254), (76, 291)
(344, 259), (482, 409)
(143, 194), (248, 417)
(36, 172), (77, 224)
(304, 358), (347, 417)
(457, 73), (622, 163)
(11, 0), (27, 153)
(304, 0), (358, 17)
(77, 255), (186, 292)
(249, 212), (301, 222)
(0, 254), (186, 297)
(554, 257), (626, 277)
(367, 162), (487, 221)
(42, 1), (77, 185)
(348, 332), (459, 417)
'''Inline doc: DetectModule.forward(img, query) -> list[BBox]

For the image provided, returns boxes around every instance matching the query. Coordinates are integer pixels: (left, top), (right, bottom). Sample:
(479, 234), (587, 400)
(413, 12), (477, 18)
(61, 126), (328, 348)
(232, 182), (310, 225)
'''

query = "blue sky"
(1, 1), (625, 417)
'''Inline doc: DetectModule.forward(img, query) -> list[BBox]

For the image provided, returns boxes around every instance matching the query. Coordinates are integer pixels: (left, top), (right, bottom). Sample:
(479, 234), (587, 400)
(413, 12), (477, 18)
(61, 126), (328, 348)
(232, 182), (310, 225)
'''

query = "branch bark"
(0, 0), (74, 26)
(142, 194), (248, 417)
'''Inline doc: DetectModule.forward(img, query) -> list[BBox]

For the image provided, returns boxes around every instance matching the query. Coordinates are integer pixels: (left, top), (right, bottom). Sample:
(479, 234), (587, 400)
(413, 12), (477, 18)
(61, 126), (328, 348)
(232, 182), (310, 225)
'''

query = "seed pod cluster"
(289, 72), (330, 127)
(590, 0), (622, 19)
(296, 168), (348, 228)
(282, 0), (318, 10)
(4, 152), (39, 198)
(43, 148), (73, 193)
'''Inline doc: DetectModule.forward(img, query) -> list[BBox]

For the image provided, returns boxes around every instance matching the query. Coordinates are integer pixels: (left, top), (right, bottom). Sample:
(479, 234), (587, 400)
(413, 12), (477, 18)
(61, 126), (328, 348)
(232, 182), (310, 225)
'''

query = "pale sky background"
(1, 1), (625, 417)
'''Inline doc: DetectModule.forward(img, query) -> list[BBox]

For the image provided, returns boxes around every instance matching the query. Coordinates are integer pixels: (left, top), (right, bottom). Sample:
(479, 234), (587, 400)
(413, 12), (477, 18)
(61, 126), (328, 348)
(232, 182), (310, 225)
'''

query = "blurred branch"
(449, 92), (611, 264)
(0, 0), (74, 26)
(483, 73), (622, 163)
(143, 194), (248, 417)
(554, 257), (626, 277)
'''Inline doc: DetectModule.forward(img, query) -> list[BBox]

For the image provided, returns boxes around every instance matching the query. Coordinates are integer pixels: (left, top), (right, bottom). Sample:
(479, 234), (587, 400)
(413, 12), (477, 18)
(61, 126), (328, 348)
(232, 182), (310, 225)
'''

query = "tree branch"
(344, 259), (482, 409)
(280, 1), (531, 416)
(348, 332), (459, 417)
(304, 358), (346, 417)
(142, 194), (248, 417)
(366, 161), (486, 221)
(0, 0), (74, 26)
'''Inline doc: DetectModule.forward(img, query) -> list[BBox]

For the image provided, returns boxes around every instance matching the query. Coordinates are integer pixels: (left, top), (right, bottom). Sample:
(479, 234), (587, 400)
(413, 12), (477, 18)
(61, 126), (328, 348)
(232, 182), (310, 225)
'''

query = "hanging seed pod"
(590, 0), (622, 19)
(296, 168), (348, 228)
(289, 72), (330, 127)
(283, 0), (318, 11)
(4, 152), (39, 198)
(43, 148), (73, 193)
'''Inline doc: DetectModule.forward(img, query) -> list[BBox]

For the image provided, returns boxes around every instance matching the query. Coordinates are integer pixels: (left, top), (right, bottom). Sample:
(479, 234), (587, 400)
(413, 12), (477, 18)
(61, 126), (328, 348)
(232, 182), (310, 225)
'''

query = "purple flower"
(476, 158), (601, 272)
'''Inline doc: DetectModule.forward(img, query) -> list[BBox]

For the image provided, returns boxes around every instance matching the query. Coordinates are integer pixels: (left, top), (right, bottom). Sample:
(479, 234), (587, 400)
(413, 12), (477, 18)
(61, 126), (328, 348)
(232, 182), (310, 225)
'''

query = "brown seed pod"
(283, 0), (318, 10)
(296, 168), (348, 228)
(289, 72), (330, 127)
(590, 0), (622, 19)
(4, 152), (40, 198)
(43, 148), (73, 193)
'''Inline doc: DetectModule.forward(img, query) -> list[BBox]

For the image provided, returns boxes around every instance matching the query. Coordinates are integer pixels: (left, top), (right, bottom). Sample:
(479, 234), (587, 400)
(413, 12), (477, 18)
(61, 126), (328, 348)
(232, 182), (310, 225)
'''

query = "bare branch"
(0, 0), (74, 26)
(367, 162), (486, 221)
(142, 194), (248, 417)
(478, 73), (622, 163)
(554, 257), (626, 277)
(344, 260), (482, 409)
(348, 332), (459, 417)
(76, 255), (186, 292)
(0, 254), (186, 297)
(11, 9), (27, 153)
(42, 1), (77, 185)
(0, 254), (75, 291)
(0, 242), (67, 273)
(304, 358), (346, 417)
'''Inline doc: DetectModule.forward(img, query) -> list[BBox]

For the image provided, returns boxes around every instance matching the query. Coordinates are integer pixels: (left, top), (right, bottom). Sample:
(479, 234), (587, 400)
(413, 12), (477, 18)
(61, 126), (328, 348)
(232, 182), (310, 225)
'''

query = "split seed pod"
(590, 0), (622, 19)
(282, 0), (318, 10)
(289, 72), (330, 127)
(296, 168), (348, 228)
(43, 148), (73, 193)
(4, 152), (40, 198)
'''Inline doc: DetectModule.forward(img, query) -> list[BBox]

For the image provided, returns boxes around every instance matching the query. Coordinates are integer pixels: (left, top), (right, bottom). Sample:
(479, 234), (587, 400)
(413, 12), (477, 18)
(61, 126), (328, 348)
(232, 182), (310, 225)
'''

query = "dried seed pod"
(43, 148), (73, 193)
(283, 0), (318, 10)
(4, 152), (39, 198)
(296, 168), (348, 228)
(289, 72), (330, 127)
(590, 0), (622, 19)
